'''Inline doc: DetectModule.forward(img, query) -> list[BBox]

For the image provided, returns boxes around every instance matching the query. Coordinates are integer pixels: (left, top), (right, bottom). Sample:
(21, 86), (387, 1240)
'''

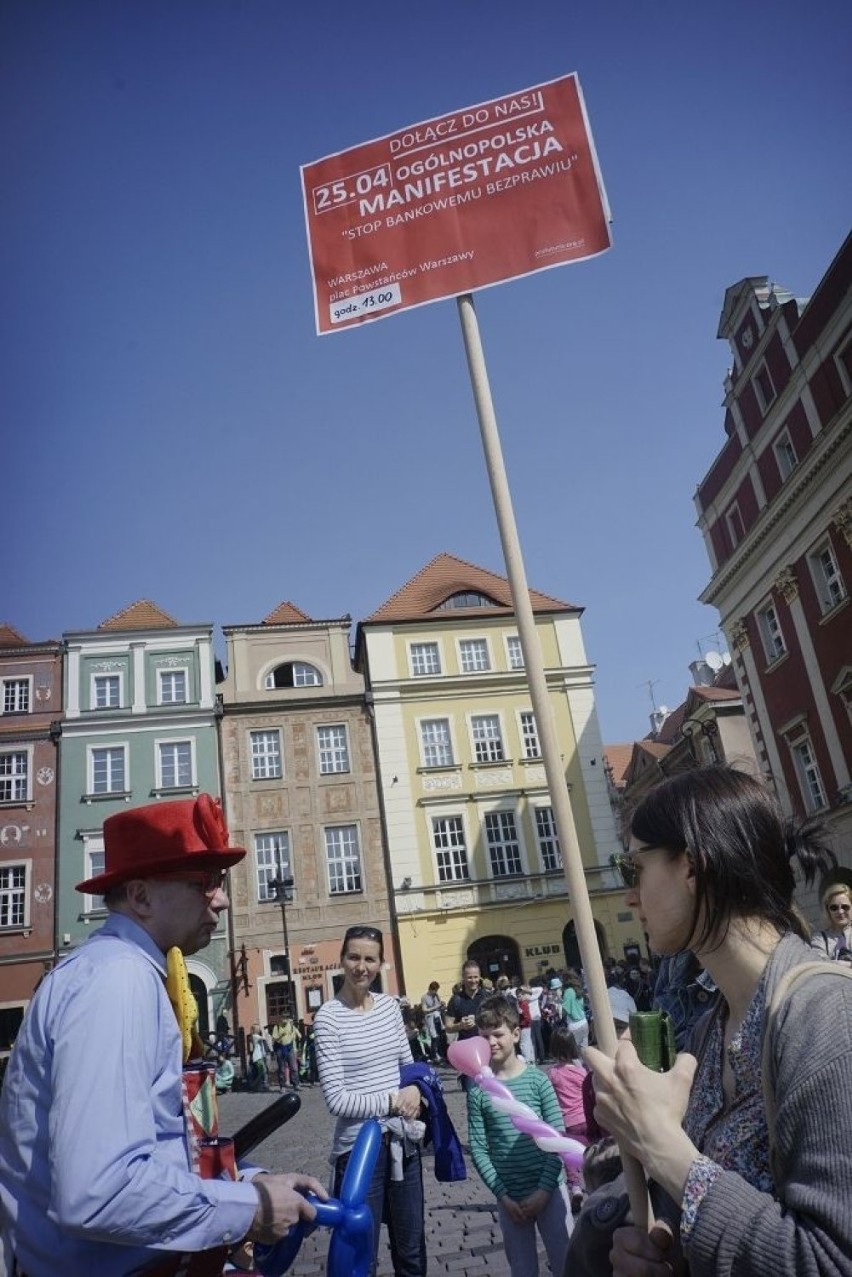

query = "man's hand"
(246, 1173), (327, 1244)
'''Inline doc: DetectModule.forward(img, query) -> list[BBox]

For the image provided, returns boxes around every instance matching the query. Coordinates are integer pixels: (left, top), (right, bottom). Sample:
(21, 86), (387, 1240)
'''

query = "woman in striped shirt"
(314, 925), (426, 1276)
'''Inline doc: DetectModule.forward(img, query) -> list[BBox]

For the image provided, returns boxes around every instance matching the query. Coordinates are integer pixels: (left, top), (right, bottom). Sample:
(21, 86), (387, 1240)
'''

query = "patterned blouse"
(680, 974), (774, 1241)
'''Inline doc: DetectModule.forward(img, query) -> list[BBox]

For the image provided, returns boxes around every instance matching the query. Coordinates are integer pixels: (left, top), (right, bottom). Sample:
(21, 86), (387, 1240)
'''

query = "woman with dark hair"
(314, 925), (426, 1276)
(584, 766), (852, 1277)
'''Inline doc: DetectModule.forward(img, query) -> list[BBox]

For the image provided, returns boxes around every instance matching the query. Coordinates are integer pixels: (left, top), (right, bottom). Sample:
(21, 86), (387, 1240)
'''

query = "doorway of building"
(189, 974), (210, 1039)
(561, 919), (608, 972)
(467, 934), (521, 983)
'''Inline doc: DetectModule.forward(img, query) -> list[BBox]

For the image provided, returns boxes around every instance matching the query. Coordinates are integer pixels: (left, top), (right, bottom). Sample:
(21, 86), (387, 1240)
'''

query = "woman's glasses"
(828, 902), (851, 914)
(612, 853), (639, 888)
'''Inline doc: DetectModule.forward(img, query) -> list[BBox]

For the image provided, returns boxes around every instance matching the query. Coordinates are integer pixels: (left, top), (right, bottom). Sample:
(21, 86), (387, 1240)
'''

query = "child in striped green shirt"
(467, 995), (572, 1277)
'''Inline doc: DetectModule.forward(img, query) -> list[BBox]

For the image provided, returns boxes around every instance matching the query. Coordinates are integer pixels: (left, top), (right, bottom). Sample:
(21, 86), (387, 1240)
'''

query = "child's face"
(480, 1021), (520, 1067)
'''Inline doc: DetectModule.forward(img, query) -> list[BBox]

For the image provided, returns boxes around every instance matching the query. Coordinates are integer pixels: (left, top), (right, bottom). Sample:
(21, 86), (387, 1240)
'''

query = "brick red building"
(695, 235), (852, 862)
(0, 625), (62, 1058)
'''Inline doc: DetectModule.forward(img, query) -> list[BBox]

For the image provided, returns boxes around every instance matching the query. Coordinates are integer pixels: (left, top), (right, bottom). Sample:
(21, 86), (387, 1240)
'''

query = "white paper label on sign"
(329, 283), (402, 325)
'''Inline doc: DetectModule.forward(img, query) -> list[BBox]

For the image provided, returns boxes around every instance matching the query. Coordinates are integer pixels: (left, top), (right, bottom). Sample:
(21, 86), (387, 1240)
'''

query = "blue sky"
(3, 0), (850, 743)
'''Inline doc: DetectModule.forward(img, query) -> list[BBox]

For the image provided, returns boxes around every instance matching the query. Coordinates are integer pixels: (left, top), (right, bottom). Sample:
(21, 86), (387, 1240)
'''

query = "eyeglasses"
(828, 902), (851, 914)
(613, 847), (664, 889)
(613, 852), (640, 888)
(156, 870), (228, 898)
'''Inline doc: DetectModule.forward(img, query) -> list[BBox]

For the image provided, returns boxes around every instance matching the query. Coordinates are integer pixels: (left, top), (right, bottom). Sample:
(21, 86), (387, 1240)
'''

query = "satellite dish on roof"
(704, 650), (724, 672)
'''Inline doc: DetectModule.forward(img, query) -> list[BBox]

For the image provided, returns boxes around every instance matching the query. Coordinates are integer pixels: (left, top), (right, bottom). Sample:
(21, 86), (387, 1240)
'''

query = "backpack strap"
(760, 960), (852, 1159)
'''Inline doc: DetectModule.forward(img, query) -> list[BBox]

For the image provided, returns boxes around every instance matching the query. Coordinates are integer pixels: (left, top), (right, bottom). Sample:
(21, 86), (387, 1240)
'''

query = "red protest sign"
(301, 74), (611, 335)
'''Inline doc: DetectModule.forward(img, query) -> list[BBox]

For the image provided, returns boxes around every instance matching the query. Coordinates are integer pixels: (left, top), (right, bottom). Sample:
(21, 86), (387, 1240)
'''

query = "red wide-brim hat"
(76, 794), (246, 893)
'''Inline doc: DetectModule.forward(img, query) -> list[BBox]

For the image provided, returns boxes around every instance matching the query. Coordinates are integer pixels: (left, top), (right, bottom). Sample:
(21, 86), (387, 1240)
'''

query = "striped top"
(314, 993), (413, 1156)
(468, 1064), (565, 1201)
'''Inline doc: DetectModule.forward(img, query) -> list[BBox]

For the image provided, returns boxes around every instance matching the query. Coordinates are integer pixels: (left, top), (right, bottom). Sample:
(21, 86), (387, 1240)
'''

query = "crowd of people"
(1, 769), (851, 1277)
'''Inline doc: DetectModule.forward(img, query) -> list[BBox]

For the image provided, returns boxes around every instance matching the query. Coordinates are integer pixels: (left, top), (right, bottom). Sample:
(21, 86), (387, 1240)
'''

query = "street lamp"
(268, 866), (295, 1015)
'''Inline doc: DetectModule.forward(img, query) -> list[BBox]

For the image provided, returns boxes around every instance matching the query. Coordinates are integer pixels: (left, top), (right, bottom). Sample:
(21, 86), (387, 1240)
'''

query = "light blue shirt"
(0, 912), (258, 1276)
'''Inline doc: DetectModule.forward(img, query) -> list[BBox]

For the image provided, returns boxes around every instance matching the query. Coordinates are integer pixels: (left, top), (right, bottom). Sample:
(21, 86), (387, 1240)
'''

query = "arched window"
(435, 591), (500, 610)
(264, 661), (323, 689)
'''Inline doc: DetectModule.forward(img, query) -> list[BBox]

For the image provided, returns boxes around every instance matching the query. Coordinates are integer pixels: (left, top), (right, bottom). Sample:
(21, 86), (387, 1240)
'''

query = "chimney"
(689, 659), (715, 687)
(650, 706), (669, 737)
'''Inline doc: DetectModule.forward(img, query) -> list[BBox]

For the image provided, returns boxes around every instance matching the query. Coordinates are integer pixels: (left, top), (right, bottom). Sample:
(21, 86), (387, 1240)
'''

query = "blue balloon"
(255, 1119), (382, 1277)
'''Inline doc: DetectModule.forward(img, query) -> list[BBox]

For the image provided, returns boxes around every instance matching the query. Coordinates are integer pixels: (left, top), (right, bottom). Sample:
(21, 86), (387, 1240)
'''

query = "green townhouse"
(56, 600), (229, 1036)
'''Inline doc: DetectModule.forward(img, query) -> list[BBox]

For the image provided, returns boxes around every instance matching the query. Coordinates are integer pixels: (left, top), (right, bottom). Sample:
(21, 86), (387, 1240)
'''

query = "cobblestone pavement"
(218, 1068), (568, 1276)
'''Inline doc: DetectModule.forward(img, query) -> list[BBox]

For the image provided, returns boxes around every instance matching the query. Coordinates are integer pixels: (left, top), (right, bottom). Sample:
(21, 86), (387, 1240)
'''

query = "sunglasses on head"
(343, 926), (383, 943)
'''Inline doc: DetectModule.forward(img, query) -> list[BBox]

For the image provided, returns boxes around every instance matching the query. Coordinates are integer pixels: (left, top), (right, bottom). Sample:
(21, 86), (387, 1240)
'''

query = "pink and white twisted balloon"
(449, 1036), (585, 1171)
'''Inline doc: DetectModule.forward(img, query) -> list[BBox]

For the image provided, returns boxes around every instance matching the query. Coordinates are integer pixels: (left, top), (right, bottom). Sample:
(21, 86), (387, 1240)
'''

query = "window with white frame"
(90, 746), (126, 795)
(254, 831), (290, 901)
(809, 539), (846, 614)
(834, 329), (852, 395)
(325, 825), (362, 894)
(2, 678), (30, 715)
(0, 863), (28, 928)
(459, 638), (490, 673)
(158, 740), (194, 789)
(432, 815), (470, 882)
(774, 431), (797, 480)
(82, 835), (105, 913)
(409, 642), (441, 676)
(519, 711), (541, 759)
(0, 751), (29, 804)
(484, 811), (522, 877)
(420, 719), (453, 768)
(93, 673), (121, 709)
(726, 502), (745, 548)
(471, 714), (504, 763)
(250, 729), (282, 780)
(317, 725), (350, 774)
(756, 601), (786, 663)
(753, 361), (776, 414)
(158, 669), (188, 705)
(789, 734), (827, 813)
(506, 636), (524, 670)
(535, 807), (563, 872)
(265, 662), (323, 689)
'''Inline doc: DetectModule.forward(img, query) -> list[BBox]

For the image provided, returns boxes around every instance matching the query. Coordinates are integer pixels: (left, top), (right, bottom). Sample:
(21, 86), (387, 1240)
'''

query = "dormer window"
(436, 591), (499, 610)
(265, 661), (323, 689)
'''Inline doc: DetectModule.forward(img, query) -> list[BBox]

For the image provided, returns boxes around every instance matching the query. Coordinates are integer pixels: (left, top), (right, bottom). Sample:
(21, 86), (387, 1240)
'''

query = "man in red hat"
(0, 795), (325, 1277)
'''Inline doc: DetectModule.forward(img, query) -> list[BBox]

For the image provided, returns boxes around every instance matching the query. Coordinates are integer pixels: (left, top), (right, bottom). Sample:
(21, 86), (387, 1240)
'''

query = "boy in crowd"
(467, 995), (572, 1277)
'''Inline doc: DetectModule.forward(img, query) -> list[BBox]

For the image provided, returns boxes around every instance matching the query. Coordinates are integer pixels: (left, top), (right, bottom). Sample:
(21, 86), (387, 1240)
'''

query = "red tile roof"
(365, 553), (578, 623)
(262, 602), (312, 625)
(689, 685), (740, 703)
(0, 624), (29, 647)
(98, 600), (180, 631)
(603, 743), (633, 788)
